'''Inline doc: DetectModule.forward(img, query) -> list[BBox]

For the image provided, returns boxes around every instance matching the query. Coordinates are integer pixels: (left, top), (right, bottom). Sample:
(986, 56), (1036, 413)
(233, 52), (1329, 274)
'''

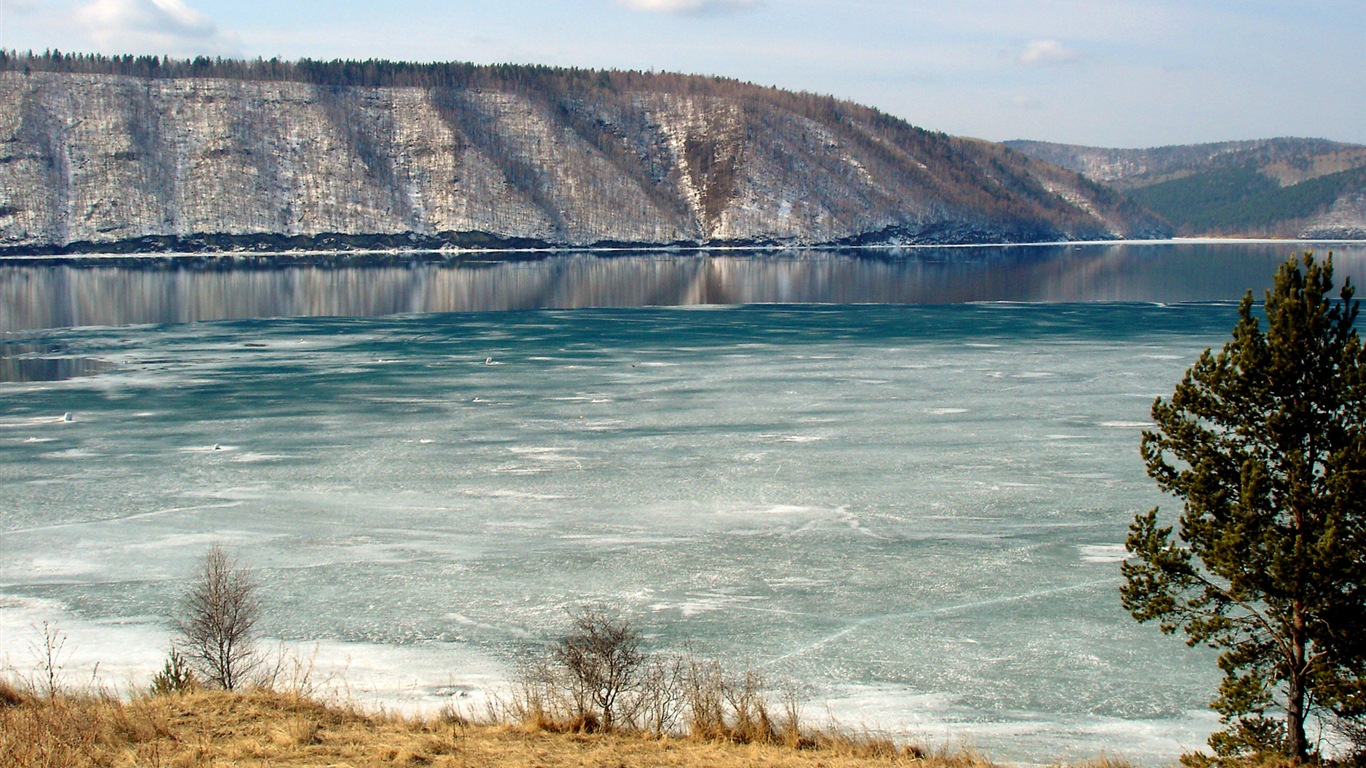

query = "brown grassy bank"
(0, 682), (1140, 768)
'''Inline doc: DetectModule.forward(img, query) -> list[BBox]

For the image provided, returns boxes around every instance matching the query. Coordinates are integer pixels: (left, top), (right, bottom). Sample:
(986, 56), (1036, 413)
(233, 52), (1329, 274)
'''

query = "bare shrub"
(683, 656), (730, 740)
(682, 659), (811, 746)
(503, 604), (922, 754)
(30, 622), (70, 698)
(507, 606), (695, 735)
(684, 657), (786, 743)
(175, 544), (263, 691)
(631, 652), (689, 736)
(724, 670), (778, 743)
(507, 655), (563, 731)
(256, 641), (338, 700)
(539, 605), (645, 732)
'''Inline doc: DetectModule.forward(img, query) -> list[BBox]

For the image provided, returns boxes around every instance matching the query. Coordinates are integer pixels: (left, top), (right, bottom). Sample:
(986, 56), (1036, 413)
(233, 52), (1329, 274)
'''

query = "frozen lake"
(2, 242), (1364, 763)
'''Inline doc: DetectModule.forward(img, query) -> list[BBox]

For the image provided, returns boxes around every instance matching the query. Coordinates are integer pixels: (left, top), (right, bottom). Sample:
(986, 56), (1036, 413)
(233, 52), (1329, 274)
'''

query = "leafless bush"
(253, 641), (324, 699)
(684, 656), (731, 740)
(174, 544), (263, 691)
(630, 652), (689, 736)
(549, 605), (643, 732)
(503, 656), (561, 730)
(510, 612), (781, 741)
(30, 622), (70, 698)
(683, 659), (794, 744)
(505, 606), (647, 732)
(505, 604), (886, 749)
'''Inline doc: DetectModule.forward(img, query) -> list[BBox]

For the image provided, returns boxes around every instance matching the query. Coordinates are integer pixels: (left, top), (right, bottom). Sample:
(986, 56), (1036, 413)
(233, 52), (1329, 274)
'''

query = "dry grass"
(0, 679), (1019, 768)
(0, 673), (1164, 768)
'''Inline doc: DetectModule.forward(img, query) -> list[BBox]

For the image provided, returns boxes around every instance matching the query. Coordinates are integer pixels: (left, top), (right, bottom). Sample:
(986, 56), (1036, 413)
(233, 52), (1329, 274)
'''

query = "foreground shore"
(1, 684), (1141, 768)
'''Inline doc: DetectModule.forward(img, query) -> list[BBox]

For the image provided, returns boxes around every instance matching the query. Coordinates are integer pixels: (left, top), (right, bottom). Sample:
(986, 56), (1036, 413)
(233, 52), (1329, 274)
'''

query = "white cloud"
(617, 0), (762, 15)
(1018, 38), (1079, 65)
(75, 0), (241, 56)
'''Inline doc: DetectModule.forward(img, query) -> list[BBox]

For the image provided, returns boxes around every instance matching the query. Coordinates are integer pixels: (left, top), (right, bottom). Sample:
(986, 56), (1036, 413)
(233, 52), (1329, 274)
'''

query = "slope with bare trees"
(0, 52), (1168, 254)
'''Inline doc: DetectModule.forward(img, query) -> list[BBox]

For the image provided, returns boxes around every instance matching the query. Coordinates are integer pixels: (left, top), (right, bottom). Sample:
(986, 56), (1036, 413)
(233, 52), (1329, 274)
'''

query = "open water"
(2, 242), (1364, 763)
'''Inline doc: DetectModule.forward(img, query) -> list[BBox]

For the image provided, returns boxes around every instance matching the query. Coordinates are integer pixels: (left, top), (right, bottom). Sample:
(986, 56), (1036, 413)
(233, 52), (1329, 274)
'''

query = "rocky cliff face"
(0, 70), (1167, 253)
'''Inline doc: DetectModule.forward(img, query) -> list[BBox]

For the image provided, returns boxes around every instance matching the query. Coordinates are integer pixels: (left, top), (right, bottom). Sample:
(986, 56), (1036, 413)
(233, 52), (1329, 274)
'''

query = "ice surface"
(0, 297), (1292, 764)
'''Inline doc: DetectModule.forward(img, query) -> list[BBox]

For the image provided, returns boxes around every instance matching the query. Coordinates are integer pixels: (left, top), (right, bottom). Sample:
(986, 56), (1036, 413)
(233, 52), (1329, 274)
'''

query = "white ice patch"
(760, 434), (825, 443)
(41, 448), (99, 459)
(0, 415), (80, 428)
(0, 597), (171, 692)
(1078, 544), (1130, 564)
(463, 488), (565, 501)
(579, 419), (624, 430)
(229, 452), (289, 463)
(764, 576), (830, 589)
(1099, 421), (1153, 428)
(0, 596), (506, 716)
(926, 407), (968, 415)
(121, 529), (258, 554)
(507, 447), (584, 467)
(557, 533), (680, 548)
(648, 591), (766, 618)
(10, 556), (104, 579)
(723, 504), (818, 516)
(815, 683), (1220, 764)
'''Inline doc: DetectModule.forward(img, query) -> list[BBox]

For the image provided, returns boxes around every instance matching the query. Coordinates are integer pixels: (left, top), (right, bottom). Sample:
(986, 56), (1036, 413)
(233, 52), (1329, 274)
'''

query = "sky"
(2, 0), (1363, 148)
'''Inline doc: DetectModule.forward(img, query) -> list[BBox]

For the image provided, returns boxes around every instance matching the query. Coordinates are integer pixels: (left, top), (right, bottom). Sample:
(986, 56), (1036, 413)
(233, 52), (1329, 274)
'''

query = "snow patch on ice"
(1078, 544), (1129, 564)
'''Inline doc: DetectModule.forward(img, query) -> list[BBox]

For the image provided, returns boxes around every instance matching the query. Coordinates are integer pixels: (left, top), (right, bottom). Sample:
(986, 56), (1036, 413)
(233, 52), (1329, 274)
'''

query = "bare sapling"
(174, 544), (263, 691)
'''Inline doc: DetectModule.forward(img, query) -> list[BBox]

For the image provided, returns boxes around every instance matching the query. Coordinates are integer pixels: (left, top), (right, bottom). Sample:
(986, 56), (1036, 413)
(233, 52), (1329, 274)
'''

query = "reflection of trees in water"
(0, 342), (110, 383)
(2, 244), (1365, 333)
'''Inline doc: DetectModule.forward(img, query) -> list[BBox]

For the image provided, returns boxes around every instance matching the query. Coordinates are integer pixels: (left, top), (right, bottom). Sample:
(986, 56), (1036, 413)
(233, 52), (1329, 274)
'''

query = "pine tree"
(1122, 252), (1366, 763)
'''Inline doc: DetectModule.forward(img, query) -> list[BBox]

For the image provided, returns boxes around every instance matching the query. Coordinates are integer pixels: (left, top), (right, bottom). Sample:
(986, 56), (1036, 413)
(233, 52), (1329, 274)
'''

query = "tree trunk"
(1287, 671), (1306, 759)
(1287, 603), (1308, 760)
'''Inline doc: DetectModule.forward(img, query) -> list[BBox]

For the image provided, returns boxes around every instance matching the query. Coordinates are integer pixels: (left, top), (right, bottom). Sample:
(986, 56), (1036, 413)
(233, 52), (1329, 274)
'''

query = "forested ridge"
(0, 51), (1167, 253)
(1006, 138), (1366, 238)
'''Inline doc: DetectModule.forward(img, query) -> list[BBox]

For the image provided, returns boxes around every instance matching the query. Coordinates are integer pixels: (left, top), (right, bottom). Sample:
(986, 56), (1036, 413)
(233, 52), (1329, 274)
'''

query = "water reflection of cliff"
(3, 244), (1363, 332)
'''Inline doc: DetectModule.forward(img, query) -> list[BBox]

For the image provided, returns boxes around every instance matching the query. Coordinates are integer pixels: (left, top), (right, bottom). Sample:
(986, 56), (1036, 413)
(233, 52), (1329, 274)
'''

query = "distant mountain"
(1005, 138), (1366, 239)
(0, 52), (1167, 255)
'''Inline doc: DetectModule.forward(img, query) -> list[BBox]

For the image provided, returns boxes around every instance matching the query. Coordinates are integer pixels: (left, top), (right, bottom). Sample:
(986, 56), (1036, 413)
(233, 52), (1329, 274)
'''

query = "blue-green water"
(2, 243), (1364, 763)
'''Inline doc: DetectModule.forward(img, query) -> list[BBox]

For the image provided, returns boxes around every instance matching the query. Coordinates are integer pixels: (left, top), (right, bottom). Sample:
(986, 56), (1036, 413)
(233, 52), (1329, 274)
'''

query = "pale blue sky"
(4, 0), (1363, 147)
